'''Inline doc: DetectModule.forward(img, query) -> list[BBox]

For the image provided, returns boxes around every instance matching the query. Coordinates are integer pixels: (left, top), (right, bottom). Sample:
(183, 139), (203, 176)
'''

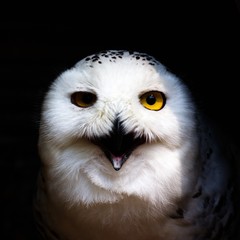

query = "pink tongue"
(111, 155), (124, 170)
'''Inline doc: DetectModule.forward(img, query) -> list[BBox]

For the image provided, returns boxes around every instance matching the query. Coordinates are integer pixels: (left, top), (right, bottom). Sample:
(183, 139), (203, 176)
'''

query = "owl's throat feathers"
(91, 118), (146, 171)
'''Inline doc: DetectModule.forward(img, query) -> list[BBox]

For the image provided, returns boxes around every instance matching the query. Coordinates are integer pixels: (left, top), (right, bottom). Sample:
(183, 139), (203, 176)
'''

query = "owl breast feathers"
(34, 50), (239, 240)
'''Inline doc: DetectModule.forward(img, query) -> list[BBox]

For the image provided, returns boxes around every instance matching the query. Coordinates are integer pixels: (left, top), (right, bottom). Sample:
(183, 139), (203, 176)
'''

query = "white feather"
(36, 50), (234, 239)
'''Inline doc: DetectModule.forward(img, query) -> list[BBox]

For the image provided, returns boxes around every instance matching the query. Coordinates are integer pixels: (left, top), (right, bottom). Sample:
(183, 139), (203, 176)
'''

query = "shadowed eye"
(71, 92), (97, 108)
(139, 91), (166, 111)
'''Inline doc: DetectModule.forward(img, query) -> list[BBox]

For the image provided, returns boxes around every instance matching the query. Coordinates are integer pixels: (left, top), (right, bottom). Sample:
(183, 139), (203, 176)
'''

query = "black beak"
(92, 118), (146, 171)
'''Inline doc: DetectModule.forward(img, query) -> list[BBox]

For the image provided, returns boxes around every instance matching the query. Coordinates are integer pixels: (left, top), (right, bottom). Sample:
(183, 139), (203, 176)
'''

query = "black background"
(1, 1), (240, 239)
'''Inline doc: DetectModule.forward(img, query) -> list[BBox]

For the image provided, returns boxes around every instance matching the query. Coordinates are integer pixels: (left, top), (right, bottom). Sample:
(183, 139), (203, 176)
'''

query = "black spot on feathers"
(83, 50), (159, 67)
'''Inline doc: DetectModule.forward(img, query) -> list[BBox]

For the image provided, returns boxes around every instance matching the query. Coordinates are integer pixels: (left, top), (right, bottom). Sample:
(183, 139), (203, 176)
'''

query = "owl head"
(39, 50), (198, 205)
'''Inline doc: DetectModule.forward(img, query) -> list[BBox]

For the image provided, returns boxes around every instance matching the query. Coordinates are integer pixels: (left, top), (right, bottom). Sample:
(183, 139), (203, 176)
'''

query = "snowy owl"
(34, 50), (238, 240)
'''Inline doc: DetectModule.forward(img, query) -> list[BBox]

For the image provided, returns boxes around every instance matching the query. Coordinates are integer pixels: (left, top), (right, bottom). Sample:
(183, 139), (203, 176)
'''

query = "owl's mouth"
(91, 118), (146, 171)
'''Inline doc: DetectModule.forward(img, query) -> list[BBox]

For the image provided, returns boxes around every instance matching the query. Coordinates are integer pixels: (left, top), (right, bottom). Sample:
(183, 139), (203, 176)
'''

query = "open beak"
(91, 118), (146, 171)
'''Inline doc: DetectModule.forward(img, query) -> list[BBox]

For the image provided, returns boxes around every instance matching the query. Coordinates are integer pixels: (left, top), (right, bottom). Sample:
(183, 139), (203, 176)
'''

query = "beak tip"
(114, 167), (121, 171)
(110, 155), (127, 171)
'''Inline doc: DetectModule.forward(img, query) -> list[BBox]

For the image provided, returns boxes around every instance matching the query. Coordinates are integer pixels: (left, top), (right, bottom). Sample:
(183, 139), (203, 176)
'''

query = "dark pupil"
(146, 94), (156, 105)
(82, 93), (94, 104)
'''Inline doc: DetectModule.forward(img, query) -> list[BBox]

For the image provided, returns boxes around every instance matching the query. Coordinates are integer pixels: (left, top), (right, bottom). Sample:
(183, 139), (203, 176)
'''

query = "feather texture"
(34, 50), (238, 239)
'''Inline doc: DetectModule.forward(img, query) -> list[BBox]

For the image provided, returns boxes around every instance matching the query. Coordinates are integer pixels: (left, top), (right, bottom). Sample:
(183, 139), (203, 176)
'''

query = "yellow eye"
(71, 92), (97, 108)
(139, 91), (166, 111)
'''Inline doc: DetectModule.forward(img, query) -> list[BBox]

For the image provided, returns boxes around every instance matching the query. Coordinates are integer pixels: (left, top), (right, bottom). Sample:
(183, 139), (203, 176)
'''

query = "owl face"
(39, 50), (198, 204)
(41, 51), (195, 169)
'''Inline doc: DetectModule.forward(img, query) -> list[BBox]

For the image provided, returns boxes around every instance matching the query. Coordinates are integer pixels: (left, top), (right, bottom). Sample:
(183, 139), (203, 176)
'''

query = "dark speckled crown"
(83, 50), (159, 68)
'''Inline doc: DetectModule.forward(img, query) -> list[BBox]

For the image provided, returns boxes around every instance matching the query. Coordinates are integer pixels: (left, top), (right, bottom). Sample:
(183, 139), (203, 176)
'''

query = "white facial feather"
(39, 50), (198, 209)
